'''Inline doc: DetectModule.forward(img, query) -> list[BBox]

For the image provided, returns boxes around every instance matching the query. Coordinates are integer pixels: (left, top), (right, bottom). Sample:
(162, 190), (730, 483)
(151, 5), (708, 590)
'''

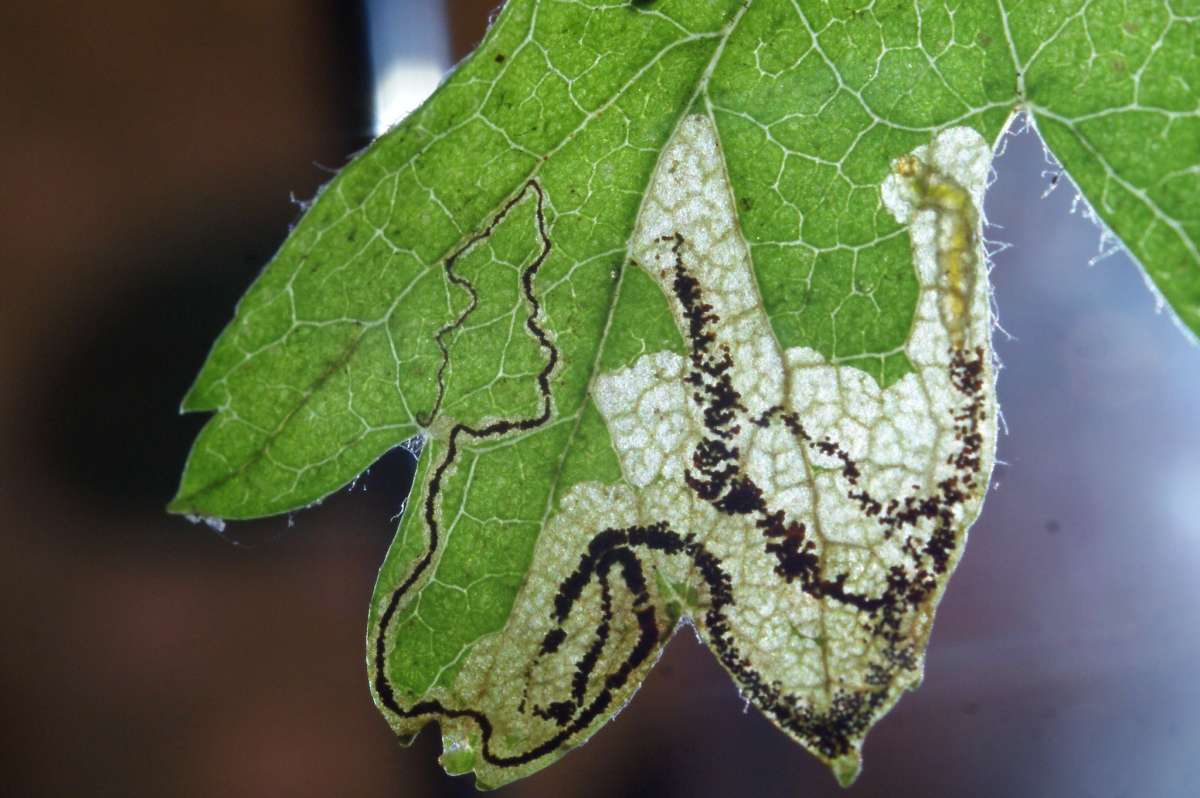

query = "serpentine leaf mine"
(370, 117), (996, 788)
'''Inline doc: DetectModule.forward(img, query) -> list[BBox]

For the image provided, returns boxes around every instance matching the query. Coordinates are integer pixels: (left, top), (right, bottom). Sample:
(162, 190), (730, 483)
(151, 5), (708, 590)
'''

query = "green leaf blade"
(1015, 0), (1200, 337)
(173, 0), (1200, 789)
(171, 0), (742, 519)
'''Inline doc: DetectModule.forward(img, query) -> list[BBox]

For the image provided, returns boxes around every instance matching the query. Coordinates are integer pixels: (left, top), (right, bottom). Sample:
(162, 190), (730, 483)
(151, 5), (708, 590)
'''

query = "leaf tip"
(165, 492), (192, 516)
(831, 751), (862, 788)
(439, 734), (477, 777)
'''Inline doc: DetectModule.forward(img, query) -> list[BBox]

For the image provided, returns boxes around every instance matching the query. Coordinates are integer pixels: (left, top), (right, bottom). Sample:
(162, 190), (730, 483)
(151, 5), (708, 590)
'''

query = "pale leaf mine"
(372, 116), (997, 787)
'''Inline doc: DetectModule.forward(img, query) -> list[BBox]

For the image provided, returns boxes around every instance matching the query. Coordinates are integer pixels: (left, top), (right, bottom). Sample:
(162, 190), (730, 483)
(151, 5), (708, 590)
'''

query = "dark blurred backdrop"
(2, 3), (1198, 797)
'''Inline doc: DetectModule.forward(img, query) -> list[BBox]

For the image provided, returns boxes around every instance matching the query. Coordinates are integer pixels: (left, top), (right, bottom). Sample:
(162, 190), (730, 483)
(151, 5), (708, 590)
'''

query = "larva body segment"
(884, 128), (992, 351)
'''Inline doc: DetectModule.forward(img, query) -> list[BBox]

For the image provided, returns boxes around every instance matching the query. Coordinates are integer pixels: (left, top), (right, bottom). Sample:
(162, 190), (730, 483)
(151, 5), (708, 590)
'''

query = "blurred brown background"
(3, 3), (1199, 797)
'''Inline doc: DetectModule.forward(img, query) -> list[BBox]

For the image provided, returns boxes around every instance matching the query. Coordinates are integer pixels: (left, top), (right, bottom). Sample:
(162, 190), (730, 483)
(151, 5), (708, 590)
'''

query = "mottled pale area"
(435, 116), (996, 783)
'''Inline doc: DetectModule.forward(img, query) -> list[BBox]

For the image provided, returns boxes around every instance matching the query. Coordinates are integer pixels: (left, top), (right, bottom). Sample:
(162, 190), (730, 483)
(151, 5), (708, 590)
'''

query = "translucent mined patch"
(432, 116), (998, 785)
(380, 116), (997, 788)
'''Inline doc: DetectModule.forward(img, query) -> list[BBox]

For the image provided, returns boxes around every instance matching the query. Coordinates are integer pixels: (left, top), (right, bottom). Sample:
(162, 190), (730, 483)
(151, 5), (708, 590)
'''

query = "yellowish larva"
(894, 152), (980, 348)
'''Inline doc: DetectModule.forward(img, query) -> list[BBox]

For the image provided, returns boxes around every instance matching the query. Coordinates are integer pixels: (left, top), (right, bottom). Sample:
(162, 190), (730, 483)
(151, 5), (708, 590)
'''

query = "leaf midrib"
(534, 2), (754, 526)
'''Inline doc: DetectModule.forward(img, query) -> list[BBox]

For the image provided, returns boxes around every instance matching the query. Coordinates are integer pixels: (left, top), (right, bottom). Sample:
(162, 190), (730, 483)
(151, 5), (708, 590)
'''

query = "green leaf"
(171, 0), (1199, 788)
